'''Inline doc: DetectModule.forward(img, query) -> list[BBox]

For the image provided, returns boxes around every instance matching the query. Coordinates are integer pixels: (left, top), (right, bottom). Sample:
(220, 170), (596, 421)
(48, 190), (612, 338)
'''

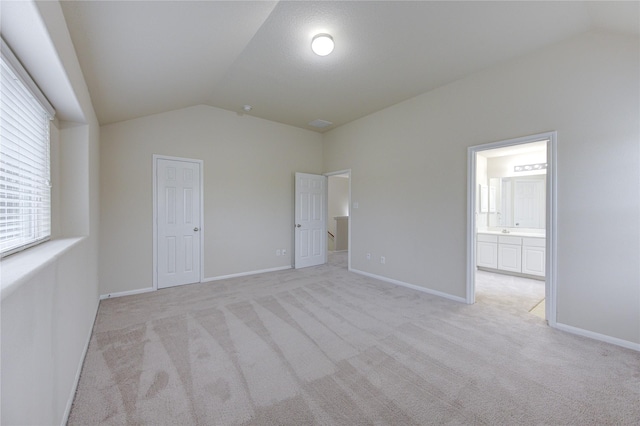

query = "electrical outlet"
(380, 256), (385, 264)
(366, 253), (371, 260)
(276, 249), (281, 256)
(282, 249), (287, 255)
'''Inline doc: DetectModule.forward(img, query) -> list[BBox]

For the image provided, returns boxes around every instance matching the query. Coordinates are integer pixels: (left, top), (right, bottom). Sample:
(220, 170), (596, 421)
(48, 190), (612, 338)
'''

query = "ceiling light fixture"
(514, 163), (547, 172)
(308, 119), (333, 128)
(311, 33), (334, 56)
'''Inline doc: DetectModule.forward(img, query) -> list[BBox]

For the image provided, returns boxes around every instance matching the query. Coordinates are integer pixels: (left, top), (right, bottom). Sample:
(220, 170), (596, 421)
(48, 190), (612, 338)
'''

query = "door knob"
(295, 224), (301, 228)
(194, 227), (199, 231)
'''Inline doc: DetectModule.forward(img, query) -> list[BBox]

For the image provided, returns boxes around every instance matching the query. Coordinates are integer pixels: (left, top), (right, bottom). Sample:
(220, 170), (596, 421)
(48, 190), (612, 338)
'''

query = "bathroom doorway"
(467, 132), (556, 324)
(326, 170), (351, 269)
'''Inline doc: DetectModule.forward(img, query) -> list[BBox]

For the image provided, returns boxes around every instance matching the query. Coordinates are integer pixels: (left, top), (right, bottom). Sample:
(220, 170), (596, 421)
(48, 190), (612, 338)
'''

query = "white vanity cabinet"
(477, 234), (498, 269)
(477, 232), (545, 278)
(522, 237), (545, 277)
(497, 236), (522, 273)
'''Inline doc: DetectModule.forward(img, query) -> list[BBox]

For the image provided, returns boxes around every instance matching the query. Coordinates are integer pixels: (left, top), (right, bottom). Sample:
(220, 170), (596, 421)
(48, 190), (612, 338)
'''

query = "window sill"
(1, 237), (85, 300)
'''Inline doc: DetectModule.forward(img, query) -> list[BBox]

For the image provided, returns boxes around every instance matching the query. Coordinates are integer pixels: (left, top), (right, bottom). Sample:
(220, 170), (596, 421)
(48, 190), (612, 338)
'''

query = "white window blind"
(1, 40), (55, 256)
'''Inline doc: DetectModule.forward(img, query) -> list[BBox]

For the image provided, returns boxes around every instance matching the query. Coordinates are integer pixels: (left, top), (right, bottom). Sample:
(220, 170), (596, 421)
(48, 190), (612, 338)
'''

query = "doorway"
(467, 133), (556, 324)
(153, 155), (204, 289)
(326, 170), (351, 270)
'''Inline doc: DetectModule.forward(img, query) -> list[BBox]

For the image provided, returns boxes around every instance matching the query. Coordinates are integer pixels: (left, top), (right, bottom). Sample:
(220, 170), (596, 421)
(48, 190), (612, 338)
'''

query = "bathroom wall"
(486, 149), (547, 230)
(487, 150), (547, 178)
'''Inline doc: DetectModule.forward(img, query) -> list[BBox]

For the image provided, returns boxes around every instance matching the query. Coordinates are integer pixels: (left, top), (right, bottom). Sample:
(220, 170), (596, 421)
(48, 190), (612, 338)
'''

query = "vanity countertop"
(478, 230), (545, 238)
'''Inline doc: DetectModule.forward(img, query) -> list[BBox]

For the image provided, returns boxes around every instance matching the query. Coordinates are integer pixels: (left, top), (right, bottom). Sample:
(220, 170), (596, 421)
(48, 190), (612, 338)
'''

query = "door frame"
(324, 169), (352, 270)
(152, 154), (204, 291)
(466, 132), (557, 325)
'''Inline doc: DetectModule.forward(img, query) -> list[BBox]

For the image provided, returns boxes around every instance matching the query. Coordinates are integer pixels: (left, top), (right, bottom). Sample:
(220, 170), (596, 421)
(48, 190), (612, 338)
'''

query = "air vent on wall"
(308, 119), (333, 129)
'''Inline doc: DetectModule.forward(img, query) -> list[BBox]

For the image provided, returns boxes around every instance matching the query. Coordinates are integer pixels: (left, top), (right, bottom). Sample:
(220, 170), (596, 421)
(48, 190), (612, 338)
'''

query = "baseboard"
(349, 268), (467, 303)
(99, 266), (293, 299)
(552, 322), (640, 352)
(61, 297), (100, 426)
(203, 265), (292, 283)
(476, 266), (545, 281)
(349, 269), (638, 351)
(100, 287), (154, 300)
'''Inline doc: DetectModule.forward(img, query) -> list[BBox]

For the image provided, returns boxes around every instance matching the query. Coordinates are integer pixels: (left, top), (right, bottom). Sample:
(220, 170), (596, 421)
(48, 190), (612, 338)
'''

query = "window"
(0, 40), (55, 256)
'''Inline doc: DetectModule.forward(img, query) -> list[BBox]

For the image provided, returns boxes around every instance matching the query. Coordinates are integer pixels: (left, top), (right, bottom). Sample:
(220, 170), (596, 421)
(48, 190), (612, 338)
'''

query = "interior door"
(156, 158), (201, 288)
(513, 177), (545, 228)
(294, 173), (327, 268)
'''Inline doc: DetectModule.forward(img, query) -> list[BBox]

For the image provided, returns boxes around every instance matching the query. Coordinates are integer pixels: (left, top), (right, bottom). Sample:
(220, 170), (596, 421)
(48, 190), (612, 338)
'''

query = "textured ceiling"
(60, 1), (639, 132)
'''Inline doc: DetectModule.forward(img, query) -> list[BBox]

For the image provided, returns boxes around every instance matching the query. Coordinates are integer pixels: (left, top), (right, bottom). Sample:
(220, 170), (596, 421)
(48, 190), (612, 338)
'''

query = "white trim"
(1, 237), (84, 300)
(466, 132), (557, 325)
(552, 322), (640, 352)
(61, 297), (100, 426)
(466, 148), (477, 305)
(202, 265), (292, 283)
(1, 36), (55, 118)
(350, 268), (468, 303)
(152, 156), (158, 290)
(100, 287), (155, 300)
(324, 169), (352, 270)
(152, 154), (205, 291)
(546, 135), (558, 326)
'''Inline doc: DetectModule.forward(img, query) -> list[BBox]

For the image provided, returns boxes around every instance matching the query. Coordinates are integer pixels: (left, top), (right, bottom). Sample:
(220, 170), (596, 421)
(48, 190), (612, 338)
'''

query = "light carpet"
(69, 253), (640, 425)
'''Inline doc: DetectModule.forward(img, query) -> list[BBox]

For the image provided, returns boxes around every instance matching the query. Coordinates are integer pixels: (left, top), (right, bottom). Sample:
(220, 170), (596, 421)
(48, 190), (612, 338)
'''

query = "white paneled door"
(513, 177), (545, 228)
(294, 173), (327, 269)
(156, 157), (201, 289)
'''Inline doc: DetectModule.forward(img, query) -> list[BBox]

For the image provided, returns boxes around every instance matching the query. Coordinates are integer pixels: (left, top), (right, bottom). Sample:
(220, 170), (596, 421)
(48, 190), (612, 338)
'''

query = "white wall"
(323, 31), (639, 345)
(100, 105), (323, 295)
(2, 238), (97, 425)
(0, 1), (101, 425)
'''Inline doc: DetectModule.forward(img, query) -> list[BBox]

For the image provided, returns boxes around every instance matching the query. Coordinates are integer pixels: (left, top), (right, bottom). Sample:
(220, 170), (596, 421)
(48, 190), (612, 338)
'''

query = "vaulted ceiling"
(60, 1), (639, 132)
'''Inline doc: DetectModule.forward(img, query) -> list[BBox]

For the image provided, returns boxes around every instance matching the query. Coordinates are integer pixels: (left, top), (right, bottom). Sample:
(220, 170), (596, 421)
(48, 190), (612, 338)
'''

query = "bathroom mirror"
(487, 178), (501, 227)
(489, 175), (546, 229)
(479, 185), (489, 213)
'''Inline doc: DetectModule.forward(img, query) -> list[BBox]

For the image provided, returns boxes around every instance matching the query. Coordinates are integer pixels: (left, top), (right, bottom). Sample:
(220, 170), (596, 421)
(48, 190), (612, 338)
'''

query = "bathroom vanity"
(477, 231), (545, 279)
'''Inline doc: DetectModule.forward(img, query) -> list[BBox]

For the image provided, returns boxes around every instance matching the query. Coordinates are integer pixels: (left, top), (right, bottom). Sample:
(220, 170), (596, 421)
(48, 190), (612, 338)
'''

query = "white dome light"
(311, 34), (334, 56)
